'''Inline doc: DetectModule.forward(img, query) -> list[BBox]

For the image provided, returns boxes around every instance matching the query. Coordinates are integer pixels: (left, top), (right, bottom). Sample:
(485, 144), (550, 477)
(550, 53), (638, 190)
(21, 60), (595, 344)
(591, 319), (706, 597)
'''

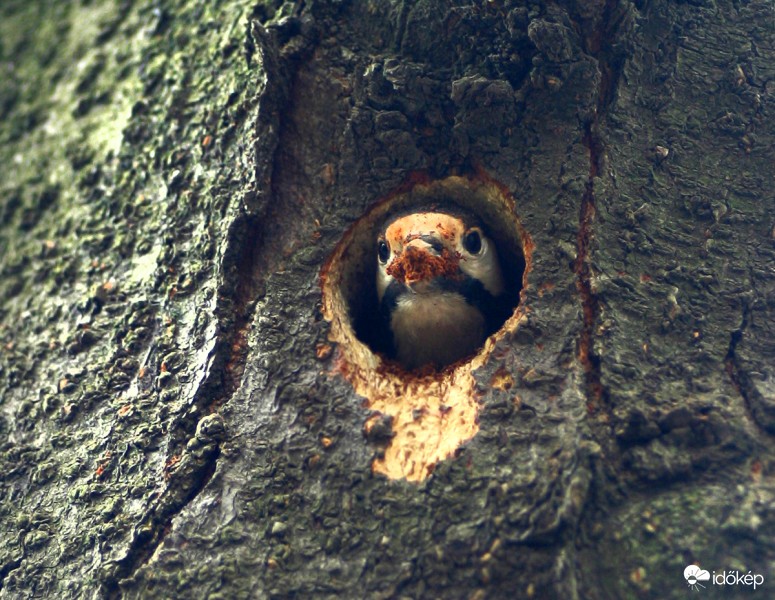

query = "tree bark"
(1, 0), (773, 598)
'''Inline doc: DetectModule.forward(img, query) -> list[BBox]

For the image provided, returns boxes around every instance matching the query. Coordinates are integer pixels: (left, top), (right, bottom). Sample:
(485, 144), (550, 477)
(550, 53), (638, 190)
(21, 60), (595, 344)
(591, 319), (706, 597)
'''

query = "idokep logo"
(684, 564), (765, 591)
(684, 565), (710, 591)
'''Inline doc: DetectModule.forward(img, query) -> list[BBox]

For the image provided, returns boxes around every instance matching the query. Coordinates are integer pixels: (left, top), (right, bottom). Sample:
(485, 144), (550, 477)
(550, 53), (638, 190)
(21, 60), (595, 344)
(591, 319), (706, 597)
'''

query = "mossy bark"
(1, 1), (773, 598)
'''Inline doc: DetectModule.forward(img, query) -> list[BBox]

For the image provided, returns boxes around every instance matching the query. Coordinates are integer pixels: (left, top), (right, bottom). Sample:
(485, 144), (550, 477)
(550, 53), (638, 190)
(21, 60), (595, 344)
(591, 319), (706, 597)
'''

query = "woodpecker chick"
(376, 207), (508, 369)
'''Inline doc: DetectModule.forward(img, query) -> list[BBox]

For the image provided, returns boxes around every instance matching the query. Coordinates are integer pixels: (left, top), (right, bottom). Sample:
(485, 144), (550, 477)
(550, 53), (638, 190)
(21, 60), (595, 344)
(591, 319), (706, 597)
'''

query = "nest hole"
(322, 174), (529, 375)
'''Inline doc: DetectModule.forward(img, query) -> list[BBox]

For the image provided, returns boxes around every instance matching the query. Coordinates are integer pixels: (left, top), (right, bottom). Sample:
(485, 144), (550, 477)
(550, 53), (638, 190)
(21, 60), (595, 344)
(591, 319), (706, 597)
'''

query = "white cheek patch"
(459, 239), (504, 296)
(376, 264), (392, 301)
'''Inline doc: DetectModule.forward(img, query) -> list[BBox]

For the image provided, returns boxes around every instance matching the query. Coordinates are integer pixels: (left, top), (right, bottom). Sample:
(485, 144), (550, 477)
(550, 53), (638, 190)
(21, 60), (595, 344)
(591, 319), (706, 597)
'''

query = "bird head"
(376, 208), (504, 303)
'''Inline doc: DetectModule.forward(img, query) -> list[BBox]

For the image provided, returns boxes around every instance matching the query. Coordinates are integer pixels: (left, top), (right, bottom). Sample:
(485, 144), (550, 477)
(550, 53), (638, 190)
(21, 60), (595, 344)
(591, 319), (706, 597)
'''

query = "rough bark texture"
(1, 0), (773, 599)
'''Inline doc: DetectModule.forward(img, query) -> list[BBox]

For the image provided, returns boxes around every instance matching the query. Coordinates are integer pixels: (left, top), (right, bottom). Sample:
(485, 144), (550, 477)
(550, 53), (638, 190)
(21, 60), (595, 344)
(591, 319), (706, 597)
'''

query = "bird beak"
(384, 228), (460, 293)
(401, 236), (445, 287)
(403, 240), (432, 286)
(404, 235), (443, 256)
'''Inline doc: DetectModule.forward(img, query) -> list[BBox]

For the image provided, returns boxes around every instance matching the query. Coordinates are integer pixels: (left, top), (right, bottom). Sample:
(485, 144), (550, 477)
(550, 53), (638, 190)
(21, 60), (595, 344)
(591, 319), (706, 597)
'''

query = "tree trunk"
(1, 0), (773, 598)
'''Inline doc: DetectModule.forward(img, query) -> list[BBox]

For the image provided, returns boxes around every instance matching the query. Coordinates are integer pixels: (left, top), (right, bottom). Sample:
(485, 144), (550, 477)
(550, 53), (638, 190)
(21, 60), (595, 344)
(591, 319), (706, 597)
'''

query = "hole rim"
(321, 171), (533, 377)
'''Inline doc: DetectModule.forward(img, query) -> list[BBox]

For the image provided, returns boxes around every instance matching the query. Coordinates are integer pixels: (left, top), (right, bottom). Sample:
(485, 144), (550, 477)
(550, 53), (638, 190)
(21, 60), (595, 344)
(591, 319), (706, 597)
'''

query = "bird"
(376, 204), (510, 370)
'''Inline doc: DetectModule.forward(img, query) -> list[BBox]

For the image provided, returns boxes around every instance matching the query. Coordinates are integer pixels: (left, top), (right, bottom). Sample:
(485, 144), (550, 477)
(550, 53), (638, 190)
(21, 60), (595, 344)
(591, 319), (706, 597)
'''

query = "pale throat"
(390, 291), (485, 368)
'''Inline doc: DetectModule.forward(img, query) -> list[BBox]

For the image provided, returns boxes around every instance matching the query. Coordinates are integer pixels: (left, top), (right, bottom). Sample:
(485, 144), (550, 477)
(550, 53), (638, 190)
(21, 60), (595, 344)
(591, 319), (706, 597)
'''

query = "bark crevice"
(576, 124), (604, 413)
(0, 557), (23, 592)
(724, 301), (764, 433)
(102, 22), (297, 593)
(574, 0), (627, 416)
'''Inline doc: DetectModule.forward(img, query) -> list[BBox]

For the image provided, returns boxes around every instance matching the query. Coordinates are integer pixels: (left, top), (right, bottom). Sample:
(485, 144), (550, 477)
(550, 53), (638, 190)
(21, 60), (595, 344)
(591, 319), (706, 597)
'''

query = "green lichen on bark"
(1, 0), (276, 596)
(1, 0), (774, 599)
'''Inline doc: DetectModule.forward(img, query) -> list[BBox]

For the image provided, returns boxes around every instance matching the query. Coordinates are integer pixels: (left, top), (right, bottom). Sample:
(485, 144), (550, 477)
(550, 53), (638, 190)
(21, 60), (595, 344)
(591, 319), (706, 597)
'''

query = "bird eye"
(378, 239), (390, 263)
(463, 229), (483, 255)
